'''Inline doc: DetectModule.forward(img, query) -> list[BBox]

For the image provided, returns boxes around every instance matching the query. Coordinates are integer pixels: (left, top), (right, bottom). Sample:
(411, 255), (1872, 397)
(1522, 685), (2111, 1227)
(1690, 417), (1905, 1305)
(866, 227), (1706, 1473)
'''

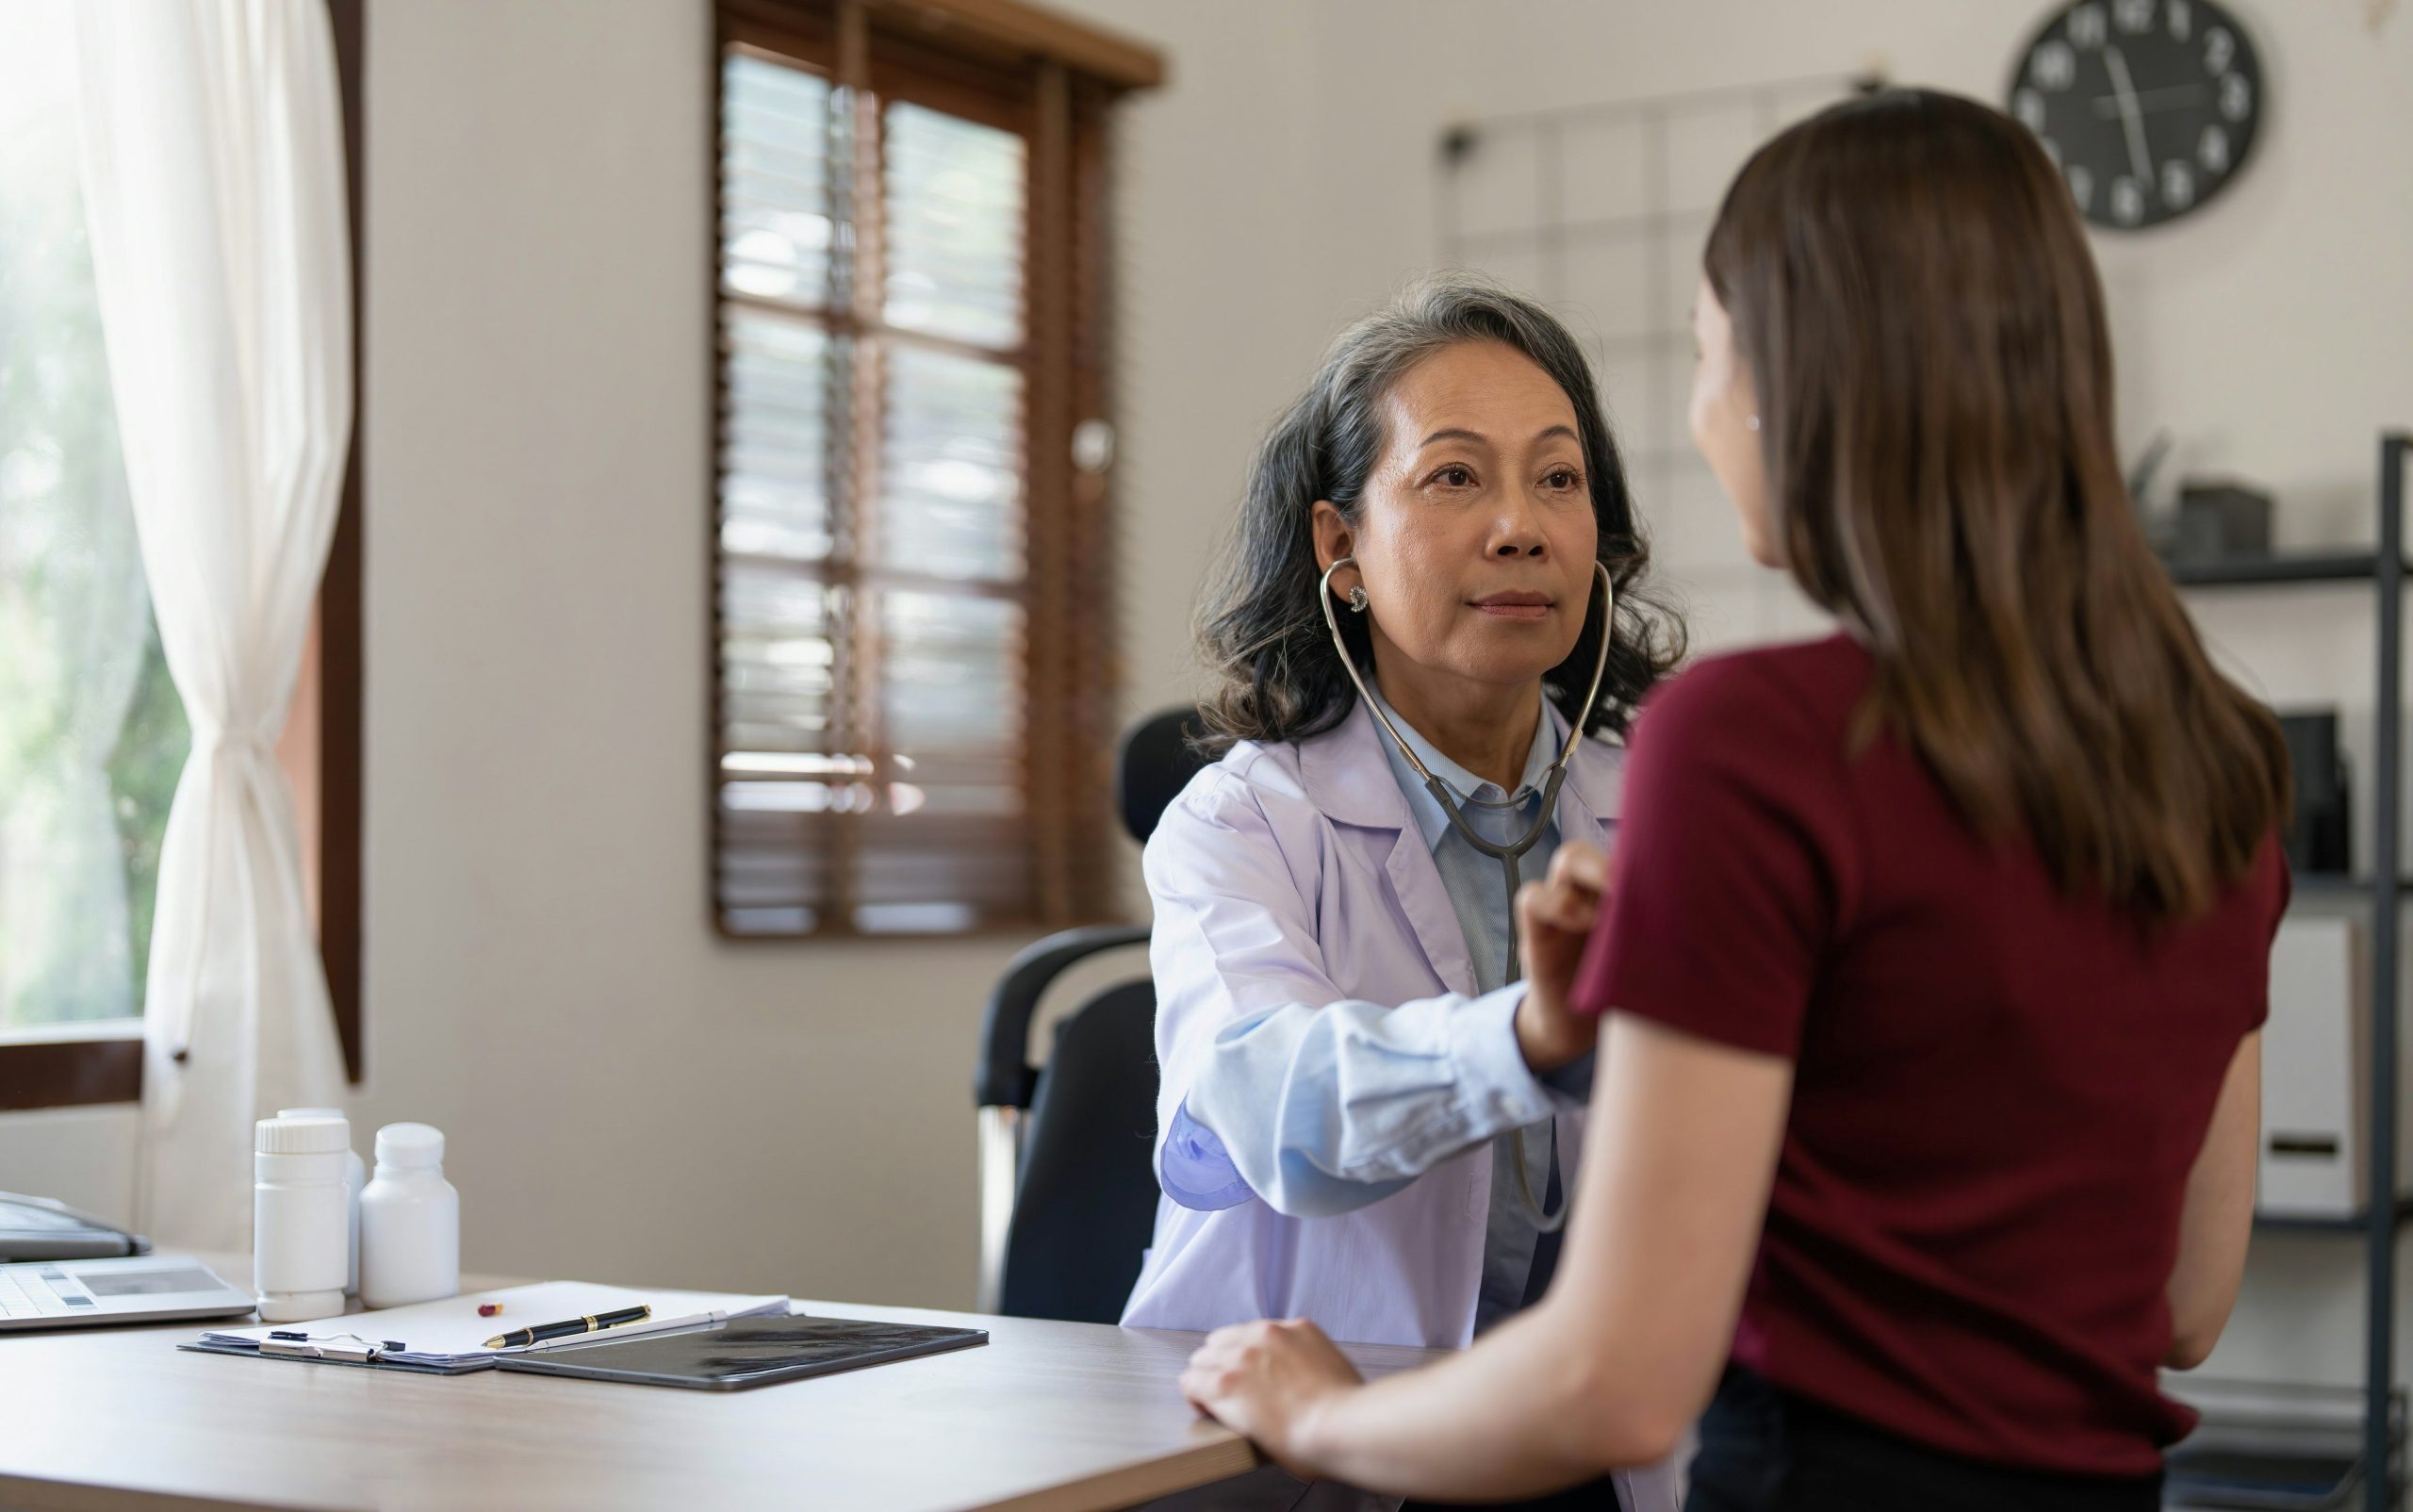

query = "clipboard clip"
(260, 1332), (397, 1363)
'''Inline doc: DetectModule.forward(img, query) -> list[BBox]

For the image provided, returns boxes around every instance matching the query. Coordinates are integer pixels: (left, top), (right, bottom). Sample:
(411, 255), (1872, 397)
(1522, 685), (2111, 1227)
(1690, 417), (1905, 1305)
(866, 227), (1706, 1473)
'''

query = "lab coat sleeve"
(1144, 769), (1559, 1219)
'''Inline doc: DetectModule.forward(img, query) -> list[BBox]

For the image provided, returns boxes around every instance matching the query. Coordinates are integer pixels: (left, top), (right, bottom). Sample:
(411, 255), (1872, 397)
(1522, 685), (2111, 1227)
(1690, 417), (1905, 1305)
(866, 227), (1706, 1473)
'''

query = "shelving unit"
(2252, 1196), (2413, 1238)
(2175, 434), (2410, 1511)
(2172, 552), (2401, 588)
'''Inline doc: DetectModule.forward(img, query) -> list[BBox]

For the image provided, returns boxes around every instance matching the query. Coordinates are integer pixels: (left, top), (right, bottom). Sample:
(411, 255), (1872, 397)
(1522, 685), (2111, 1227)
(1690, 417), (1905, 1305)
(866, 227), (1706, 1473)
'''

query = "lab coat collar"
(1297, 694), (1622, 839)
(1299, 694), (1620, 1001)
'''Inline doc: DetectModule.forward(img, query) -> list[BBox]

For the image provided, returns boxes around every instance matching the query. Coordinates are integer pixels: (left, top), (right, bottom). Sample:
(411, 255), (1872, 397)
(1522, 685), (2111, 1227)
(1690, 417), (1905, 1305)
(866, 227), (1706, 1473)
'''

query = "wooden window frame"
(710, 0), (1157, 941)
(0, 0), (367, 1111)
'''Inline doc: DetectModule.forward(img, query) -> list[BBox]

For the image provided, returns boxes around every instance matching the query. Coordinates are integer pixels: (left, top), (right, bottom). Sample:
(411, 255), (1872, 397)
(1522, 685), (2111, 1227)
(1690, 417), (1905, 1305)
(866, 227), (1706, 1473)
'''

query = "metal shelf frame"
(2179, 434), (2411, 1511)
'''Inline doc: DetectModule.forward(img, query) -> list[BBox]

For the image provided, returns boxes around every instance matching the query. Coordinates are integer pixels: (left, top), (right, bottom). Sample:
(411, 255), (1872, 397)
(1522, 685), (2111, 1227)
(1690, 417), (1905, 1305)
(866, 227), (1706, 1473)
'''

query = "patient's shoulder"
(1640, 633), (1870, 749)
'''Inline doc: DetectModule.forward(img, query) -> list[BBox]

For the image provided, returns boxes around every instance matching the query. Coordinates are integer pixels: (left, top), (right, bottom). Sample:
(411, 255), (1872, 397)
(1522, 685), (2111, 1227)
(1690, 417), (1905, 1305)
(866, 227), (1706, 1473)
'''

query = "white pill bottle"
(277, 1107), (367, 1295)
(358, 1123), (460, 1308)
(253, 1114), (353, 1323)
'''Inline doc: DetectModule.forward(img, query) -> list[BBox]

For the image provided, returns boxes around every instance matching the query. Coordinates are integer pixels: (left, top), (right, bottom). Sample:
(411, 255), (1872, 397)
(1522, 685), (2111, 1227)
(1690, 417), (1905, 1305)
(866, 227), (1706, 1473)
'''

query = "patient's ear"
(1310, 500), (1354, 576)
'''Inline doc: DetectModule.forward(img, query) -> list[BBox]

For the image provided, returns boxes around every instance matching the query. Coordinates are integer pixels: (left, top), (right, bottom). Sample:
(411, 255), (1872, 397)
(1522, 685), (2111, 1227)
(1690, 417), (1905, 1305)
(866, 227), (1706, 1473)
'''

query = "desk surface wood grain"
(0, 1256), (1439, 1512)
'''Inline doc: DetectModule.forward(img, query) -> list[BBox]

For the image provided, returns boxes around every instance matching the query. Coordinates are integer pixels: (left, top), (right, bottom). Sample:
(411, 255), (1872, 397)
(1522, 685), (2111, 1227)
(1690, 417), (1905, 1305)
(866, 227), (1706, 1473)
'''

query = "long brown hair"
(1703, 89), (2286, 921)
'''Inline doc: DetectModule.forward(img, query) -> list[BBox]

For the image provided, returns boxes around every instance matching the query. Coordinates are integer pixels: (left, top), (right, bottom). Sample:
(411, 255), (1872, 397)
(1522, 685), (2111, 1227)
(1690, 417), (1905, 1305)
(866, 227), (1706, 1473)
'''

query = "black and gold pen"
(484, 1304), (651, 1349)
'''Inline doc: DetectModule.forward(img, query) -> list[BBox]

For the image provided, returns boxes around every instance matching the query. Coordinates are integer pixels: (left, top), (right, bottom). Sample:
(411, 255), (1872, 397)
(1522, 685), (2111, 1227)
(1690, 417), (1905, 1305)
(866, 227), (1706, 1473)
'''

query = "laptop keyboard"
(0, 1267), (80, 1319)
(0, 1257), (250, 1329)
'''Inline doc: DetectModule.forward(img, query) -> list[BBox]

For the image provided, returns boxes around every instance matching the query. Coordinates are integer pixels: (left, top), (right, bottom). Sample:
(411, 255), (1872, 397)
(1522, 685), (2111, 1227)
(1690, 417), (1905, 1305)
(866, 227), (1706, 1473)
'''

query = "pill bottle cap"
(257, 1115), (351, 1156)
(375, 1122), (446, 1171)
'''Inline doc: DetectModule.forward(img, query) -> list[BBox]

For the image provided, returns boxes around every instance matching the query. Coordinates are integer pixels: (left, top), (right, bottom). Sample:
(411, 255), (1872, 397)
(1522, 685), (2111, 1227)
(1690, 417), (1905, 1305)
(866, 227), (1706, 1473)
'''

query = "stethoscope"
(1317, 555), (1617, 1230)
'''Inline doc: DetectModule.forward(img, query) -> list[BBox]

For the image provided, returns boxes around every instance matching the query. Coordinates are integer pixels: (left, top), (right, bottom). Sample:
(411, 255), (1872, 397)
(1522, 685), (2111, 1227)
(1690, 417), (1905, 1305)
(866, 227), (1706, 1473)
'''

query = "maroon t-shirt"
(1572, 633), (2287, 1476)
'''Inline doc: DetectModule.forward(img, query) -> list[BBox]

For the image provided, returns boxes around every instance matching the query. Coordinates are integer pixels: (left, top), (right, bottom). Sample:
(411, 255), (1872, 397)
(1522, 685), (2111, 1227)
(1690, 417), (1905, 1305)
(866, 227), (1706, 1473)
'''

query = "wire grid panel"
(1436, 76), (1854, 655)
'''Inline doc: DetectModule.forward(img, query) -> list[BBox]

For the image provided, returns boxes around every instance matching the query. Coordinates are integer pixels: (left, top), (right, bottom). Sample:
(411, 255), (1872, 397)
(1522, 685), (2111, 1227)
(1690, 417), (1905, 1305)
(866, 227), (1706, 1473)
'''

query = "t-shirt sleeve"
(1568, 653), (1855, 1060)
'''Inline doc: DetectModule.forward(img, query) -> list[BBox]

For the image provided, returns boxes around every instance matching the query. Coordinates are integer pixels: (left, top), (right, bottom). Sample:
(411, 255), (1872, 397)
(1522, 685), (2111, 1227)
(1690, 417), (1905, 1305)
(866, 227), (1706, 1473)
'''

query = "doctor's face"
(1312, 340), (1600, 699)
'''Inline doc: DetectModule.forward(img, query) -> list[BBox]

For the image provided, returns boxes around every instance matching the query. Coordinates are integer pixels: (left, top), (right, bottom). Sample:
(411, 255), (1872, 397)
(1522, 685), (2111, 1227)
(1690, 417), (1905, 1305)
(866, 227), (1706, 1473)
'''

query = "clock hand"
(2093, 83), (2209, 117)
(2102, 45), (2156, 187)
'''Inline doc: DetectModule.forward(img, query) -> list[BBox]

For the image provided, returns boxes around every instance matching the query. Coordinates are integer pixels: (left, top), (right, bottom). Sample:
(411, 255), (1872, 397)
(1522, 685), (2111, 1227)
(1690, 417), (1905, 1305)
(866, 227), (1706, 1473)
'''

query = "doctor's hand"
(1180, 1317), (1363, 1479)
(1514, 842), (1609, 1074)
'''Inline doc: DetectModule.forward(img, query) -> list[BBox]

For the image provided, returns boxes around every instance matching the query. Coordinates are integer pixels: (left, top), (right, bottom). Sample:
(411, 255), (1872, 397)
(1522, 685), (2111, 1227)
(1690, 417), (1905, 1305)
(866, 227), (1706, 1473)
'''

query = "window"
(0, 0), (187, 1035)
(0, 0), (364, 1109)
(712, 0), (1157, 937)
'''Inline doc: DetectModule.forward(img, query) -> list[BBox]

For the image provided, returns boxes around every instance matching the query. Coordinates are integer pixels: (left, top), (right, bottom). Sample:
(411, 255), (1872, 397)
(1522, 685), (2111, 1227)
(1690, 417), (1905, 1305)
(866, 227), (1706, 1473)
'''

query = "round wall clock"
(2009, 0), (2264, 230)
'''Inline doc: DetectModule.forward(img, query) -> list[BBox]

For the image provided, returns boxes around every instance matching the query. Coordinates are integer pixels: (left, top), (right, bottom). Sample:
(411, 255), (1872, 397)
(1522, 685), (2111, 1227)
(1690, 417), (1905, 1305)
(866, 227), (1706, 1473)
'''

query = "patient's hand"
(1513, 843), (1608, 1074)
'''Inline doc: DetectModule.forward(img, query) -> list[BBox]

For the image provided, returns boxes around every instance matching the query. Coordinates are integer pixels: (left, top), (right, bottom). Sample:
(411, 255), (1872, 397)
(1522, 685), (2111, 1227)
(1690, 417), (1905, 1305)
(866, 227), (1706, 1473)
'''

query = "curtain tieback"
(196, 726), (275, 757)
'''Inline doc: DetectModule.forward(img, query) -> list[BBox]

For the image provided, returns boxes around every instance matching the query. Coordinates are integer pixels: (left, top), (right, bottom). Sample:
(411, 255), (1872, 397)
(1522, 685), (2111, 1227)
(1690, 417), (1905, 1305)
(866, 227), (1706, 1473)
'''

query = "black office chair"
(973, 708), (1210, 1322)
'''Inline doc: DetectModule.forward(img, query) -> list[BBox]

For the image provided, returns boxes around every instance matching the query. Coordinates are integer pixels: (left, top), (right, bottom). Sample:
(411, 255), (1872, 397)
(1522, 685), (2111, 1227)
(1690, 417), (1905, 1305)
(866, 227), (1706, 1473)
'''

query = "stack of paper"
(194, 1281), (791, 1372)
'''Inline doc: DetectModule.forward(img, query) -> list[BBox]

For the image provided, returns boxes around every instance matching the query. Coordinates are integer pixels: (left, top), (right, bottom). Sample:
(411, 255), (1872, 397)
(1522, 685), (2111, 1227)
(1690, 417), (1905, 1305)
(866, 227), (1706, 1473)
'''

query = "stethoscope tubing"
(1314, 555), (1619, 1231)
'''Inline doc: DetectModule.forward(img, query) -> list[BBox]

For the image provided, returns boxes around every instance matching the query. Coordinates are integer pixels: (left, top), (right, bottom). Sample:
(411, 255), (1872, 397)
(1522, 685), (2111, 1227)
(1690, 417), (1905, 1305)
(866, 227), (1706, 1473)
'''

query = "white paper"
(200, 1281), (791, 1368)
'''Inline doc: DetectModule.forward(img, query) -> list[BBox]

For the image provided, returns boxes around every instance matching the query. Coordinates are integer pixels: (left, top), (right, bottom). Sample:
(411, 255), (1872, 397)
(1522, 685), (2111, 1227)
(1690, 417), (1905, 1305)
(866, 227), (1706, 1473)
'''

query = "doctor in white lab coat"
(1121, 274), (1685, 1512)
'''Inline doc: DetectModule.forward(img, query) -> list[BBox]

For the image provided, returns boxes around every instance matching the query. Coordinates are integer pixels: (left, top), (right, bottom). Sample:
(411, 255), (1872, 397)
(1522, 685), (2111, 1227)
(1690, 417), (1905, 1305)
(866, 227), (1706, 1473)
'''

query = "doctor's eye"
(1542, 468), (1584, 493)
(1426, 464), (1478, 489)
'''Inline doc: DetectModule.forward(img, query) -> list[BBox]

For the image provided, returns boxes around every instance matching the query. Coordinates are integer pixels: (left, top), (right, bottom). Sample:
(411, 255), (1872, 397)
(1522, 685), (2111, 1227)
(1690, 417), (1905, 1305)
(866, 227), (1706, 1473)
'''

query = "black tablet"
(493, 1314), (988, 1391)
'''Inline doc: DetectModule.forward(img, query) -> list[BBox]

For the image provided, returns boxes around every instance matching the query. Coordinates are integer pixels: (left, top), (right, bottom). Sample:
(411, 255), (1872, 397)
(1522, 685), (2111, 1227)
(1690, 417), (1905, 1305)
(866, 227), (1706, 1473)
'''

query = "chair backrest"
(1114, 706), (1211, 846)
(996, 979), (1161, 1322)
(976, 706), (1210, 1323)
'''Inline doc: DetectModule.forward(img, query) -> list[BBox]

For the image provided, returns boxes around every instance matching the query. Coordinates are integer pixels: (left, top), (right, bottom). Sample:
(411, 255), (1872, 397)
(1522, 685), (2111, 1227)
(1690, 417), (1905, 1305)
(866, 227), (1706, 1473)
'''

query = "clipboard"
(180, 1281), (792, 1374)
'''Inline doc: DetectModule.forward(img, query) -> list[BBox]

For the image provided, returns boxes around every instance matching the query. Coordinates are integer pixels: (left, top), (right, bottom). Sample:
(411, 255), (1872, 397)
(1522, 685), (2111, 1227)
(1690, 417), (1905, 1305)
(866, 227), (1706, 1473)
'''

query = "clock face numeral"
(2160, 158), (2196, 208)
(2011, 0), (2260, 228)
(2219, 72), (2252, 121)
(2033, 38), (2078, 88)
(2110, 174), (2147, 225)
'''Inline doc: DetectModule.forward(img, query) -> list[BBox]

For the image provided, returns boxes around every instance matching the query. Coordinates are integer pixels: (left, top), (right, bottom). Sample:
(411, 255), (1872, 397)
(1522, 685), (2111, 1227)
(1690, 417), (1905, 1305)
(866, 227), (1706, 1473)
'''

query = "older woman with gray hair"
(1121, 273), (1683, 1512)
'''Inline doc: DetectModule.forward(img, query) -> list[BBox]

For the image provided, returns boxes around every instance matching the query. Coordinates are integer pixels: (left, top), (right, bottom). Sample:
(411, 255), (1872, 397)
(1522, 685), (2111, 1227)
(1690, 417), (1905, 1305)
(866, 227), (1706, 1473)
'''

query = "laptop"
(0, 1255), (255, 1330)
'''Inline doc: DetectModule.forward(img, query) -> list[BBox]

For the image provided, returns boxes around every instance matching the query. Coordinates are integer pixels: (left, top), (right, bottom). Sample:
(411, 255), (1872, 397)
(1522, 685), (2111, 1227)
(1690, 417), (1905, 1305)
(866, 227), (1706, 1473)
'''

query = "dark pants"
(1687, 1368), (2163, 1512)
(1404, 1480), (1622, 1511)
(1402, 1479), (1622, 1512)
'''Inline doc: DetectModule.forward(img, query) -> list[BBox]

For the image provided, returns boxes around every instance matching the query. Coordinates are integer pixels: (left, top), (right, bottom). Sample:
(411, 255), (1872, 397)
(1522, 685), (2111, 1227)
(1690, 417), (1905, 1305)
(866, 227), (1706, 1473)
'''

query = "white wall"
(345, 0), (996, 1304)
(5, 0), (2409, 1386)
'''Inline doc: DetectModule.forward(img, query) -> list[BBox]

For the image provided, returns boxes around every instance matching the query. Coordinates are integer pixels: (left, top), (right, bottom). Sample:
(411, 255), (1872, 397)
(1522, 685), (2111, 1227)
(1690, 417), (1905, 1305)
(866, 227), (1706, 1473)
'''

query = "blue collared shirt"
(1363, 683), (1561, 997)
(1155, 689), (1583, 1331)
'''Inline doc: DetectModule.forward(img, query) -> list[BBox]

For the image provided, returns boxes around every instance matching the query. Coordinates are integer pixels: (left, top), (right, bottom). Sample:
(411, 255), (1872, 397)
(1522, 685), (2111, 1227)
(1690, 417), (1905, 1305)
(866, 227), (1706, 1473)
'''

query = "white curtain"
(74, 0), (353, 1250)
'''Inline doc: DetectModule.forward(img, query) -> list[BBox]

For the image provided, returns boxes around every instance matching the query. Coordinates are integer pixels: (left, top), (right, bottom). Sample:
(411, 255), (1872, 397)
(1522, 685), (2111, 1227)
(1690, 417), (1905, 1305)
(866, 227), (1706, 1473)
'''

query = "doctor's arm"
(1146, 776), (1572, 1219)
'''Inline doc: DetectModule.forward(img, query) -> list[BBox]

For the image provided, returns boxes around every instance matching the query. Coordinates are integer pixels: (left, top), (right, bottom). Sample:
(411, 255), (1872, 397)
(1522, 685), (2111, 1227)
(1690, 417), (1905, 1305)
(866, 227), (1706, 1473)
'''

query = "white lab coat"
(1122, 698), (1681, 1511)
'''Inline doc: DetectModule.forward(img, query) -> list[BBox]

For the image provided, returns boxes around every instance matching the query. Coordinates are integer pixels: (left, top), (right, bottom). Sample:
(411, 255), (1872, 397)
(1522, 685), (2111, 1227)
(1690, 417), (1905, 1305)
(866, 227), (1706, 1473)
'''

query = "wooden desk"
(0, 1257), (1438, 1512)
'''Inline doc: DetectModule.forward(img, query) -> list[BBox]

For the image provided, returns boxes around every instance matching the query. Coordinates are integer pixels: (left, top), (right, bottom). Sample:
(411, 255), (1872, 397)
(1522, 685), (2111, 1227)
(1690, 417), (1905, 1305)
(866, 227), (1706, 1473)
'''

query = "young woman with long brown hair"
(1175, 88), (2290, 1512)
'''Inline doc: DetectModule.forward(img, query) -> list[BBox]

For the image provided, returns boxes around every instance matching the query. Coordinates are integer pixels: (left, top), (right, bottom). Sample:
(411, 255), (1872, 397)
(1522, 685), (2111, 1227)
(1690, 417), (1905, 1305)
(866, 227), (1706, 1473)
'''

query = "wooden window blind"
(711, 0), (1155, 938)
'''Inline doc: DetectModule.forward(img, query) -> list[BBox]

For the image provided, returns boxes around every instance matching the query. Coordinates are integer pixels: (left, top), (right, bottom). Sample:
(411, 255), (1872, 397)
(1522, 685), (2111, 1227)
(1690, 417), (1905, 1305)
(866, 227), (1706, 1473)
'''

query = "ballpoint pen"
(484, 1304), (651, 1350)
